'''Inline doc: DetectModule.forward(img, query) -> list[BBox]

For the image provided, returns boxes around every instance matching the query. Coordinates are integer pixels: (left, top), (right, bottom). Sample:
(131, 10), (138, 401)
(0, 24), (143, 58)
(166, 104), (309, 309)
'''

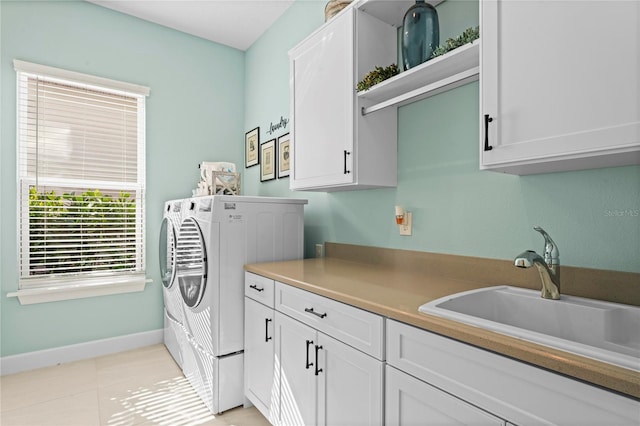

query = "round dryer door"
(159, 217), (178, 289)
(176, 217), (207, 308)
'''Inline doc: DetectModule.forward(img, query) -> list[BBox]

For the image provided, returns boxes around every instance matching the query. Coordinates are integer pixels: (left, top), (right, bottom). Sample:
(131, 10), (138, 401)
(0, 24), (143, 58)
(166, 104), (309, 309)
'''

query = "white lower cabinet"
(245, 272), (639, 426)
(385, 364), (504, 426)
(276, 310), (317, 426)
(245, 297), (276, 421)
(386, 319), (640, 426)
(244, 273), (278, 422)
(245, 275), (384, 426)
(275, 308), (384, 426)
(318, 326), (383, 426)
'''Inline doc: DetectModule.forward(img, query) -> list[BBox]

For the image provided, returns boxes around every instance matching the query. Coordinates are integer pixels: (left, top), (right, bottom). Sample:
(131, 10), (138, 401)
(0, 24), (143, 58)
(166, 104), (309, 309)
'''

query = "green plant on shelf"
(432, 26), (480, 58)
(356, 63), (400, 92)
(356, 26), (479, 93)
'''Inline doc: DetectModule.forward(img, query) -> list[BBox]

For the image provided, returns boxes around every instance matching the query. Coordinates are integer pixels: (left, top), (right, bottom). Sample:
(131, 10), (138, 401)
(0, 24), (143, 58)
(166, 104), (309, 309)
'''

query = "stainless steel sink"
(419, 286), (640, 371)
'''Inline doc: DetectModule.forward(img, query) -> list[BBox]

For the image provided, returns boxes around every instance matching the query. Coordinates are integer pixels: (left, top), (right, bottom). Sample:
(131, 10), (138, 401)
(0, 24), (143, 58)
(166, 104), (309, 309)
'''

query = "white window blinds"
(15, 60), (150, 289)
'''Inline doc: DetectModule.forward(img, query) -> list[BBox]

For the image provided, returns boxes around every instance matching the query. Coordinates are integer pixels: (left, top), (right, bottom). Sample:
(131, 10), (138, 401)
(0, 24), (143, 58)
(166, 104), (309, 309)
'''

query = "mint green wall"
(242, 1), (330, 256)
(1, 0), (638, 359)
(0, 1), (244, 356)
(244, 1), (640, 272)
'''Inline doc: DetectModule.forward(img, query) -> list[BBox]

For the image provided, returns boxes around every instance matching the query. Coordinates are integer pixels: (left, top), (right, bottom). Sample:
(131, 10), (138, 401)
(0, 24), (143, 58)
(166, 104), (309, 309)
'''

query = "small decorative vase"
(401, 0), (439, 71)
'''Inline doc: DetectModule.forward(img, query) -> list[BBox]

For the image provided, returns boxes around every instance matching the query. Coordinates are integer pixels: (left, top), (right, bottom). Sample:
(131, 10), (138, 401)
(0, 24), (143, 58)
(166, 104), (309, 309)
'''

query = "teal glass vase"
(401, 0), (440, 71)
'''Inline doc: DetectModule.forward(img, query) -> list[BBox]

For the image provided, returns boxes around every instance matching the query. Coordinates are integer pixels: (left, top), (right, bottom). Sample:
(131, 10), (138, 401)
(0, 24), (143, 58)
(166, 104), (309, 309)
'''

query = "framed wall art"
(245, 127), (259, 168)
(278, 133), (290, 178)
(260, 139), (276, 182)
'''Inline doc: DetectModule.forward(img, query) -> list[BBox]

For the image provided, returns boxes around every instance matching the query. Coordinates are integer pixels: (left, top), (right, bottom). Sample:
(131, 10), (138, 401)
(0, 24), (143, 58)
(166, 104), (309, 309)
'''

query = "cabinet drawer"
(275, 281), (384, 360)
(245, 272), (275, 308)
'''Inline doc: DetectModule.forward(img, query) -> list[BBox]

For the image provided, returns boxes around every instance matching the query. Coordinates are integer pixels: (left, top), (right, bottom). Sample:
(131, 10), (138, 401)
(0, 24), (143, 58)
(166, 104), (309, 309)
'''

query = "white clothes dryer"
(159, 198), (187, 367)
(175, 195), (306, 414)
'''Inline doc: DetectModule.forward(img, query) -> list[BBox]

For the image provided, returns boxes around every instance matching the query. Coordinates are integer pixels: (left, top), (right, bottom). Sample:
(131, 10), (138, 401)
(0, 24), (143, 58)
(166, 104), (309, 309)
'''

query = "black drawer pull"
(304, 307), (327, 319)
(265, 318), (272, 342)
(305, 340), (314, 369)
(249, 284), (264, 292)
(484, 114), (494, 151)
(315, 345), (323, 376)
(343, 150), (351, 174)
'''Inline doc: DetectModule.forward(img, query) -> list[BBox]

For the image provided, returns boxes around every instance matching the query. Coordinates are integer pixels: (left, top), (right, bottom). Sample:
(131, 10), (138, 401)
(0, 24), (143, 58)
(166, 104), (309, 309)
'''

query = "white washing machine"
(159, 198), (187, 367)
(175, 195), (307, 414)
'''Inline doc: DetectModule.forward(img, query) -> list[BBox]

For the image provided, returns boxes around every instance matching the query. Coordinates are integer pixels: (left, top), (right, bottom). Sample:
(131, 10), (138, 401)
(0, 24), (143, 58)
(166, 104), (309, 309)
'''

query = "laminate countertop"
(245, 255), (640, 400)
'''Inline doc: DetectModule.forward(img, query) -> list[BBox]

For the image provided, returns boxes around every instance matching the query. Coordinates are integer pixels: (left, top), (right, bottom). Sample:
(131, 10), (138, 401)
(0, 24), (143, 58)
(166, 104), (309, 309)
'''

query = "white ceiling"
(87, 0), (296, 51)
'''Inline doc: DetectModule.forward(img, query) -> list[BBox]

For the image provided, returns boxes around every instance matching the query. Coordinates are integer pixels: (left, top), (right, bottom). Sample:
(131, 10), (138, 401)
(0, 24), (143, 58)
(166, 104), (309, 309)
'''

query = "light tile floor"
(0, 344), (271, 426)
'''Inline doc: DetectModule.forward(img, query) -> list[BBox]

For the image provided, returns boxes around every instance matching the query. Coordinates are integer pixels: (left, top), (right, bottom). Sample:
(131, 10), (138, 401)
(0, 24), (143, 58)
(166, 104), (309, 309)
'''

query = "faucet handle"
(533, 226), (559, 267)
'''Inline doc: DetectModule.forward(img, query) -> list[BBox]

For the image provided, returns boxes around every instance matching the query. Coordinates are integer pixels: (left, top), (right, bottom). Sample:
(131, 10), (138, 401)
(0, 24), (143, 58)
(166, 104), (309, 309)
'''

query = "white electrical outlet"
(400, 212), (412, 236)
(315, 243), (324, 257)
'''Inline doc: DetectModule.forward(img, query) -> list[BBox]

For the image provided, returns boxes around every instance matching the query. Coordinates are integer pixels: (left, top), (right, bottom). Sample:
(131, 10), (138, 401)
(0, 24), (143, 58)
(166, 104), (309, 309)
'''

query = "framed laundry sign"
(245, 127), (259, 168)
(260, 139), (276, 182)
(278, 133), (290, 178)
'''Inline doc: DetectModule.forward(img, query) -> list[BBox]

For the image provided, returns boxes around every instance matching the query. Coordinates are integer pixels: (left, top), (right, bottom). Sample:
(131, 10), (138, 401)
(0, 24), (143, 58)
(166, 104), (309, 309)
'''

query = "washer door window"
(176, 217), (207, 308)
(159, 217), (178, 289)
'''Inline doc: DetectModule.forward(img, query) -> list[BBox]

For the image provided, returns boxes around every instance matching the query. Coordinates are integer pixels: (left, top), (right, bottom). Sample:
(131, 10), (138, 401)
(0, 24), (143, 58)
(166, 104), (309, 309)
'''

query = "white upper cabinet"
(289, 8), (356, 191)
(289, 0), (480, 191)
(480, 0), (640, 174)
(289, 6), (397, 191)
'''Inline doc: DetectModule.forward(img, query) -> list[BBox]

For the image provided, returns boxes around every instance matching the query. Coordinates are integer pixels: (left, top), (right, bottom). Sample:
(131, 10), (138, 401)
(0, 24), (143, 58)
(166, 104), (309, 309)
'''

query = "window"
(15, 60), (150, 295)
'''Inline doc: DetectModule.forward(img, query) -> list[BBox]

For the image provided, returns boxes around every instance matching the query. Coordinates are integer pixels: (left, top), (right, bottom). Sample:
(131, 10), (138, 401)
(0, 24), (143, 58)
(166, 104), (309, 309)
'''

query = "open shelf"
(358, 40), (480, 115)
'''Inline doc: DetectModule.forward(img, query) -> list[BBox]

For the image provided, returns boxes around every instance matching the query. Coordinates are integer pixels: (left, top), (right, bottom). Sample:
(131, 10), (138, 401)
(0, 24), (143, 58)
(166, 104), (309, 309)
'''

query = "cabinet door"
(289, 8), (355, 190)
(317, 333), (383, 426)
(244, 297), (276, 422)
(387, 320), (640, 425)
(481, 0), (640, 174)
(275, 311), (317, 426)
(385, 365), (505, 426)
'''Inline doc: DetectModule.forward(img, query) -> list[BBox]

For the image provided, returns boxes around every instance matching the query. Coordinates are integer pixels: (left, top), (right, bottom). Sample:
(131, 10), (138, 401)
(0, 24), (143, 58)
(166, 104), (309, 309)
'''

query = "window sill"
(6, 276), (152, 305)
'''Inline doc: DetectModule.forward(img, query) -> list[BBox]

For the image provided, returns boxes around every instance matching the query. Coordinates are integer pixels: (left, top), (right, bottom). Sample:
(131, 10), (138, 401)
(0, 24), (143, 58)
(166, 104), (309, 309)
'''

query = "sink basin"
(419, 286), (640, 371)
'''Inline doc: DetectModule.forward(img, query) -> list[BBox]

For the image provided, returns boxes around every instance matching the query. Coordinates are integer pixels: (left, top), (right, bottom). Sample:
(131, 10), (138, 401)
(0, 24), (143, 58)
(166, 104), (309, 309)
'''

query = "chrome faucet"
(514, 226), (560, 300)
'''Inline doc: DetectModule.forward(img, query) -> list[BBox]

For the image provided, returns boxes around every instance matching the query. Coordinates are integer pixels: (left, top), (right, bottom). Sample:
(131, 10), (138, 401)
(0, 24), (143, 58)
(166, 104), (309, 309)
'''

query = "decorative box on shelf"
(209, 171), (241, 195)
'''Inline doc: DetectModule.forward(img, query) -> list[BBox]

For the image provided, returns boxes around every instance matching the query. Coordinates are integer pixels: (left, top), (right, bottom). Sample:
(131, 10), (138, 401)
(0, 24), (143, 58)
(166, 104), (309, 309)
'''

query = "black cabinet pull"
(249, 284), (264, 292)
(305, 340), (314, 369)
(314, 345), (323, 376)
(484, 114), (494, 151)
(265, 318), (272, 342)
(343, 150), (351, 174)
(304, 307), (327, 319)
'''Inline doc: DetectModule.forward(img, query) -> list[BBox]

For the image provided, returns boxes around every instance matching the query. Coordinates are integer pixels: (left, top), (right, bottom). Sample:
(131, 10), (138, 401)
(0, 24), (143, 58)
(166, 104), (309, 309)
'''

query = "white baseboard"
(0, 329), (163, 376)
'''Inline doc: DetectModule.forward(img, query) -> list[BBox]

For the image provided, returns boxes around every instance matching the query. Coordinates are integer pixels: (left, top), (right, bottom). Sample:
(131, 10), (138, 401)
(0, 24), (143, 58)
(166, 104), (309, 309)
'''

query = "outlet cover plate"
(400, 212), (412, 236)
